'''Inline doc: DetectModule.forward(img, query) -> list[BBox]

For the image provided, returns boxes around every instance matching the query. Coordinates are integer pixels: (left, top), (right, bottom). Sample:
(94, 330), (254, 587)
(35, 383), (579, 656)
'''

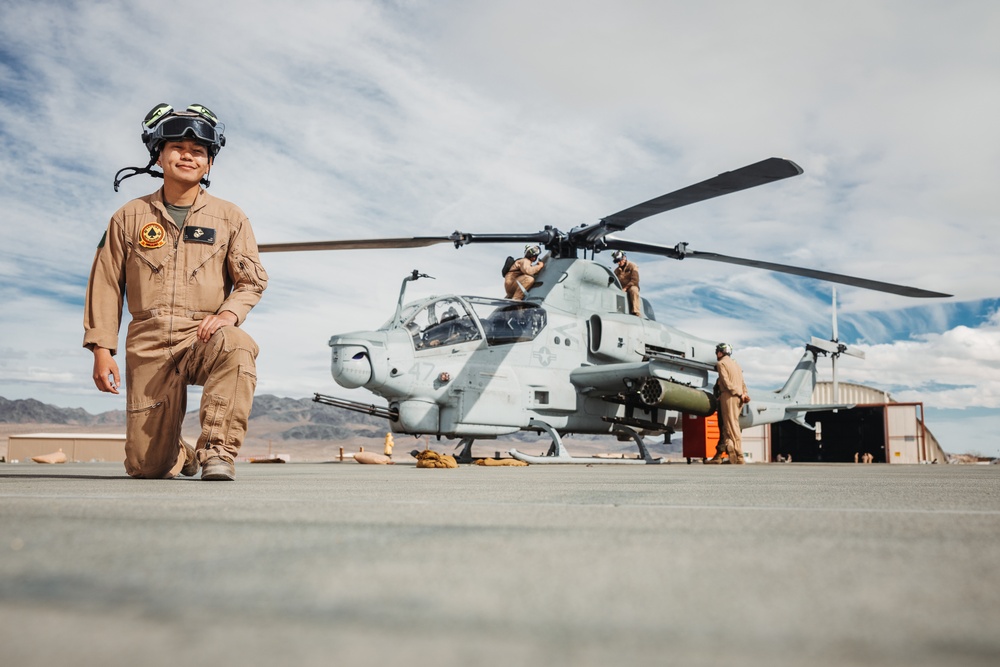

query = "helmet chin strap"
(113, 157), (161, 192)
(113, 157), (212, 191)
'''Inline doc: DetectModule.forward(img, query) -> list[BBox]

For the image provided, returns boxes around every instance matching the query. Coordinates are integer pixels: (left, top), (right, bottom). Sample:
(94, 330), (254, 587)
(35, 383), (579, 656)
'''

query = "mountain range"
(0, 394), (386, 439)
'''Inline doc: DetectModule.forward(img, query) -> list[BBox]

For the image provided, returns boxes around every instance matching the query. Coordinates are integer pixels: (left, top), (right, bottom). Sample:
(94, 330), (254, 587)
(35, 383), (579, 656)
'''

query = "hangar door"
(886, 404), (922, 464)
(770, 407), (887, 463)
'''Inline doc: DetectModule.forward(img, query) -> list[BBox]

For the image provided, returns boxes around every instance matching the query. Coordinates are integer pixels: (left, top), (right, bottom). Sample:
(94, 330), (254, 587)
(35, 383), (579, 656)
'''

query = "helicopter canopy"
(400, 296), (547, 349)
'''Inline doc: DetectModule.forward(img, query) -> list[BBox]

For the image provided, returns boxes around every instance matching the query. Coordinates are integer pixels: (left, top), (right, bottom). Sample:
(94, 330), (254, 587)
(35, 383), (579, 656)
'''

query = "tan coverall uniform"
(83, 188), (268, 478)
(714, 354), (749, 463)
(614, 260), (641, 316)
(504, 257), (544, 300)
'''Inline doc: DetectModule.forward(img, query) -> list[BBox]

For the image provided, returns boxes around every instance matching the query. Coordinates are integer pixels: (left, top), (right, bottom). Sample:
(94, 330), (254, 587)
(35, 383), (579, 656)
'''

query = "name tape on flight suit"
(183, 226), (216, 244)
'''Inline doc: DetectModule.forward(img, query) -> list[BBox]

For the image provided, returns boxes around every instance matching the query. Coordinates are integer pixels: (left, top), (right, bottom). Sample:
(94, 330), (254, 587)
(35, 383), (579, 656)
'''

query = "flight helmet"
(114, 103), (226, 191)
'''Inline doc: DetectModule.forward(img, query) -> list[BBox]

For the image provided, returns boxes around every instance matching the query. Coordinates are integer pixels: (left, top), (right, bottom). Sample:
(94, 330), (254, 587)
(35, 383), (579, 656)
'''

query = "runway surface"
(2, 461), (998, 667)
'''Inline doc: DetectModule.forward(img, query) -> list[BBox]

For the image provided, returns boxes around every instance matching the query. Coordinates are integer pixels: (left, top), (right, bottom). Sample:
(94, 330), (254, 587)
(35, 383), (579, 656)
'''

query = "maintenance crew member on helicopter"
(84, 103), (268, 481)
(504, 244), (545, 300)
(707, 343), (751, 464)
(611, 250), (641, 316)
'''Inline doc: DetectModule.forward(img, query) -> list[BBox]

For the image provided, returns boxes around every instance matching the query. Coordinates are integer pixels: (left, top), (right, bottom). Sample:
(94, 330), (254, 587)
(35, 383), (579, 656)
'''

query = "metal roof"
(812, 381), (892, 405)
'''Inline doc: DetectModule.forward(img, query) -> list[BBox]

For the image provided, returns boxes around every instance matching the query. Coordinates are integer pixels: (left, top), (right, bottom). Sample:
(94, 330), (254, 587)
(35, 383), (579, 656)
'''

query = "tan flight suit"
(504, 257), (544, 300)
(715, 354), (749, 463)
(614, 260), (641, 316)
(84, 188), (267, 479)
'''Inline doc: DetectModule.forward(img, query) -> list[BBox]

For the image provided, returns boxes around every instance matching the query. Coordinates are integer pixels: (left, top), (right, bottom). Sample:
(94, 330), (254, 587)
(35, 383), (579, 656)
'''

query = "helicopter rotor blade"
(571, 157), (803, 246)
(258, 237), (454, 252)
(602, 237), (952, 298)
(259, 230), (555, 253)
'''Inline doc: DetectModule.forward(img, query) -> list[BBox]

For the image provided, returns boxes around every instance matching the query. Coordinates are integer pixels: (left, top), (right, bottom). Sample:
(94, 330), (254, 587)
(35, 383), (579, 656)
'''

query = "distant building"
(5, 433), (125, 463)
(740, 381), (948, 464)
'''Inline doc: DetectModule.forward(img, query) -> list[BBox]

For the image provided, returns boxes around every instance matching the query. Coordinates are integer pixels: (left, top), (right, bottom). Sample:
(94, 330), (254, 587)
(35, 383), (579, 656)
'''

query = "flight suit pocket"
(125, 245), (173, 305)
(127, 398), (164, 423)
(188, 243), (226, 281)
(126, 398), (171, 442)
(201, 393), (229, 452)
(235, 252), (269, 287)
(200, 362), (255, 458)
(124, 398), (180, 477)
(187, 243), (228, 309)
(231, 364), (258, 449)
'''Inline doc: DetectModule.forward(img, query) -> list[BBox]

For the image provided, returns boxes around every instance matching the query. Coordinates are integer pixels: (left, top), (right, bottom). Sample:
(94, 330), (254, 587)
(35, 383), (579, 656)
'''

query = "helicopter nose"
(331, 345), (373, 388)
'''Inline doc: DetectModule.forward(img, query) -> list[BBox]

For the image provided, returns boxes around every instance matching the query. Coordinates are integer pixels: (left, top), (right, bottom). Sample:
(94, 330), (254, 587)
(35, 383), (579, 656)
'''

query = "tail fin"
(741, 349), (852, 431)
(774, 350), (817, 405)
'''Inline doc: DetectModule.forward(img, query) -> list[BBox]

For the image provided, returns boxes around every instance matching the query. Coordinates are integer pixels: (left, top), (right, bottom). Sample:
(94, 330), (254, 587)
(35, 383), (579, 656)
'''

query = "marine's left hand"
(197, 311), (238, 342)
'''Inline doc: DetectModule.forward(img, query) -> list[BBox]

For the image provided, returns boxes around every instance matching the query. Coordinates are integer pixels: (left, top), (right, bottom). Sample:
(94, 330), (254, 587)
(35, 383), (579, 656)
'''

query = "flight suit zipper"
(167, 212), (187, 371)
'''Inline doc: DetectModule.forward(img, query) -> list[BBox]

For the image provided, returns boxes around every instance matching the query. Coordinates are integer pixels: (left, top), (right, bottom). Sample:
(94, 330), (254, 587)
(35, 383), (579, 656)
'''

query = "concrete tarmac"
(1, 461), (998, 667)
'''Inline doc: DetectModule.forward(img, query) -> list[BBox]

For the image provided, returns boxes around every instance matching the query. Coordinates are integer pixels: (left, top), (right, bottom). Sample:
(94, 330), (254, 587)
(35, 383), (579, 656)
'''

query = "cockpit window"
(466, 297), (547, 345)
(405, 298), (482, 350)
(380, 303), (419, 331)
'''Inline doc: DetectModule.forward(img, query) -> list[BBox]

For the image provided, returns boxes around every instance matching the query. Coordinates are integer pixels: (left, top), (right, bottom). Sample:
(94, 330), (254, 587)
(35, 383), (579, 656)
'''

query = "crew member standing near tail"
(707, 343), (751, 464)
(611, 250), (641, 316)
(504, 245), (545, 300)
(84, 103), (267, 481)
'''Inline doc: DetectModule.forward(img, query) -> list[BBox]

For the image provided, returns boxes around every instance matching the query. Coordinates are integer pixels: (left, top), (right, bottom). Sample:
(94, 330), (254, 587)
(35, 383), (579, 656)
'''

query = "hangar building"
(741, 381), (947, 464)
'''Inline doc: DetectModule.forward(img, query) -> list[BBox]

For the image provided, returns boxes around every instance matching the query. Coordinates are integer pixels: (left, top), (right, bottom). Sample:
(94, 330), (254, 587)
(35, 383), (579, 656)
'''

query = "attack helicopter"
(259, 157), (950, 463)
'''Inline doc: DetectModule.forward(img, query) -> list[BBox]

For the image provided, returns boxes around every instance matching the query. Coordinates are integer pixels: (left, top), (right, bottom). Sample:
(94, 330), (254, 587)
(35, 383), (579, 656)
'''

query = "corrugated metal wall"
(742, 425), (769, 463)
(7, 434), (126, 463)
(887, 404), (921, 463)
(811, 381), (890, 405)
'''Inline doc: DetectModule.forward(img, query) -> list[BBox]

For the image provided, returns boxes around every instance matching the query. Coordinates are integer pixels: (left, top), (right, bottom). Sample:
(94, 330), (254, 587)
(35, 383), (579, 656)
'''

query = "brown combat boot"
(181, 440), (199, 477)
(201, 457), (235, 481)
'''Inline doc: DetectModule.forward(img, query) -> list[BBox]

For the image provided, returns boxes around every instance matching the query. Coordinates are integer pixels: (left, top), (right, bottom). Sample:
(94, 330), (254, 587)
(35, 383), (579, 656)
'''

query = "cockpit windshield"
(404, 297), (482, 350)
(399, 296), (547, 350)
(465, 297), (547, 346)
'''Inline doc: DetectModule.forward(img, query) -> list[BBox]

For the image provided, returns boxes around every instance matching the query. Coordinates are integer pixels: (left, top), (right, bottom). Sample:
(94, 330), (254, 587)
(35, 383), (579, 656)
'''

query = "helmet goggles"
(142, 103), (226, 158)
(146, 115), (225, 157)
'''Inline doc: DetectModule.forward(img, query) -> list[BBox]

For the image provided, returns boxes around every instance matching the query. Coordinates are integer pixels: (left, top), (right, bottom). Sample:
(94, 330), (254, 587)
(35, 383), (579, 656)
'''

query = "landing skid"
(508, 421), (661, 465)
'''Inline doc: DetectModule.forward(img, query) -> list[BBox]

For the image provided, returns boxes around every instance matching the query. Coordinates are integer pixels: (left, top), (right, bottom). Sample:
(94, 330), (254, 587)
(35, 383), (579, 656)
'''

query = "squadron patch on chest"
(139, 222), (167, 248)
(182, 226), (216, 244)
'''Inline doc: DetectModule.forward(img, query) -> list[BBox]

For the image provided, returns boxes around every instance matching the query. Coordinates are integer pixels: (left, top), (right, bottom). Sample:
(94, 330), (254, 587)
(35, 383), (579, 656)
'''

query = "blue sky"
(1, 0), (998, 456)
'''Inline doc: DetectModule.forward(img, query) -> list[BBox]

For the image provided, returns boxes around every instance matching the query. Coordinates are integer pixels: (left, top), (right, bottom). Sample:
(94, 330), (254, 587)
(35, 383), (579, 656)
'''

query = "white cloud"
(741, 306), (1000, 405)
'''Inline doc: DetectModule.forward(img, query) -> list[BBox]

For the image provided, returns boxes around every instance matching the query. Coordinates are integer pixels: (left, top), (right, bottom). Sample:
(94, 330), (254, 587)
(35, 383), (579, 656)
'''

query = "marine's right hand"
(92, 347), (120, 394)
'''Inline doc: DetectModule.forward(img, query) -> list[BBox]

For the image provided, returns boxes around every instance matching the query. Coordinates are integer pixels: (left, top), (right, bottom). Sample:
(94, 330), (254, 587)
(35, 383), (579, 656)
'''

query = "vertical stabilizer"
(775, 350), (817, 405)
